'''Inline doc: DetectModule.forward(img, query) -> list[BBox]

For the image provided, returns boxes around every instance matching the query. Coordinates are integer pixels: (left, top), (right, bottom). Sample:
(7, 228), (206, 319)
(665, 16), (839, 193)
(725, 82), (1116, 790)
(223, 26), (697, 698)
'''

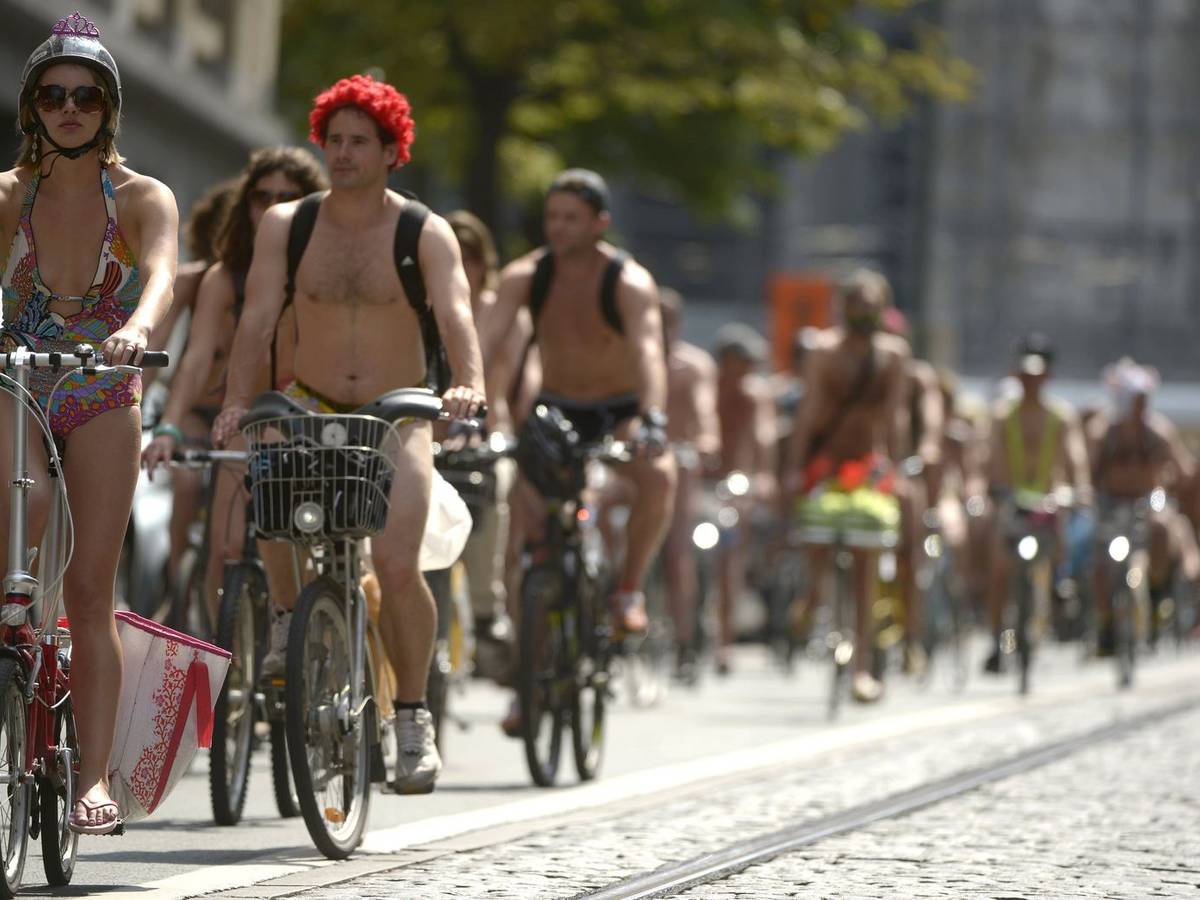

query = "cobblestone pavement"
(672, 706), (1200, 900)
(284, 668), (1199, 900)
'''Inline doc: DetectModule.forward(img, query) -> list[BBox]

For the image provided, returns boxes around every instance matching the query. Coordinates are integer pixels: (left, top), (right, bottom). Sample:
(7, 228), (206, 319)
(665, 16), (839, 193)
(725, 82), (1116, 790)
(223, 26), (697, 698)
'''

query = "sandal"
(68, 796), (124, 836)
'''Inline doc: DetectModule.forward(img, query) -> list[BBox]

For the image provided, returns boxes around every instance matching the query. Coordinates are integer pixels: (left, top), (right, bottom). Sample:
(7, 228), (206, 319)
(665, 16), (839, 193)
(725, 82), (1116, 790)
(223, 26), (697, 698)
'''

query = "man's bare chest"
(298, 232), (404, 308)
(537, 283), (624, 354)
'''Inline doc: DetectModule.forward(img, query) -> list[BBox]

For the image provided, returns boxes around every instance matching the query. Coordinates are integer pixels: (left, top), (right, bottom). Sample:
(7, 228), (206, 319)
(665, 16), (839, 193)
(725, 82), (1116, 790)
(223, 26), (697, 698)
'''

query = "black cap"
(547, 168), (611, 214)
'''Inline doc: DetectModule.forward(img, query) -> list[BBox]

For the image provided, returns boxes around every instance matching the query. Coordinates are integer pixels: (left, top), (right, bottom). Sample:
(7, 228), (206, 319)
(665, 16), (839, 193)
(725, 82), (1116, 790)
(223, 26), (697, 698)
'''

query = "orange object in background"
(768, 273), (834, 371)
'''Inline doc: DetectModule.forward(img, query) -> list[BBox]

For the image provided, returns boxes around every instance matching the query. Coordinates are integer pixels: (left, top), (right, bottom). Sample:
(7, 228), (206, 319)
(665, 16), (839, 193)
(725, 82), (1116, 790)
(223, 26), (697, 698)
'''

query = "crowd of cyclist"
(2, 12), (1196, 846)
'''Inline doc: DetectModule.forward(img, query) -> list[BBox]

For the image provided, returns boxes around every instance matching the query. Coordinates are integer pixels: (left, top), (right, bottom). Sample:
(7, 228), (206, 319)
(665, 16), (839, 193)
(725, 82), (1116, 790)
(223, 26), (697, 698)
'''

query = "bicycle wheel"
(827, 560), (852, 721)
(285, 577), (372, 859)
(1016, 568), (1033, 696)
(210, 565), (265, 825)
(0, 659), (28, 899)
(572, 567), (609, 781)
(518, 565), (566, 787)
(170, 546), (212, 641)
(425, 569), (451, 753)
(626, 565), (669, 709)
(40, 694), (78, 886)
(1113, 586), (1135, 689)
(269, 721), (299, 818)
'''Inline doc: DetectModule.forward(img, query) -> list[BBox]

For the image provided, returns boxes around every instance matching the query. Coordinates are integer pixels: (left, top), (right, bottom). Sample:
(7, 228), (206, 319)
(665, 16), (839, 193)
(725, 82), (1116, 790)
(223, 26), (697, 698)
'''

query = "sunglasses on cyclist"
(32, 84), (106, 114)
(249, 188), (303, 206)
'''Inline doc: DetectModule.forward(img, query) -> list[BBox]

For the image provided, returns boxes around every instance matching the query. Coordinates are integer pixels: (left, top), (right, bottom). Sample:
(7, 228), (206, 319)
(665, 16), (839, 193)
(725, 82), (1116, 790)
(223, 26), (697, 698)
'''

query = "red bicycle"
(0, 344), (166, 895)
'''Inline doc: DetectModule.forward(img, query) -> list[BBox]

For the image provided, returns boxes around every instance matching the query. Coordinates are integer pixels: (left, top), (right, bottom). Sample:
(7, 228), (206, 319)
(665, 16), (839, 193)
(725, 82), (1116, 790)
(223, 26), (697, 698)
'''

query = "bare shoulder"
(197, 260), (234, 297)
(615, 252), (656, 298)
(1086, 410), (1112, 442)
(499, 249), (541, 287)
(109, 165), (176, 210)
(415, 207), (456, 248)
(675, 340), (717, 375)
(877, 332), (911, 364)
(0, 167), (30, 209)
(1148, 410), (1180, 442)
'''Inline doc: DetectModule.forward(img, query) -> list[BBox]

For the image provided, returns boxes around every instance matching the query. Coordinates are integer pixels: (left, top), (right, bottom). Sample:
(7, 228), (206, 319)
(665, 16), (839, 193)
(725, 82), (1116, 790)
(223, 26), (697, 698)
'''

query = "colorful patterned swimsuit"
(1, 167), (142, 442)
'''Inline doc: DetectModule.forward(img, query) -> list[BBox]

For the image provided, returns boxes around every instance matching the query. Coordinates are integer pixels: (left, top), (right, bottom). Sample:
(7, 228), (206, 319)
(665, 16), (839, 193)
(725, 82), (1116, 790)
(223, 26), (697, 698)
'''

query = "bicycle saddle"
(357, 387), (443, 425)
(238, 391), (310, 429)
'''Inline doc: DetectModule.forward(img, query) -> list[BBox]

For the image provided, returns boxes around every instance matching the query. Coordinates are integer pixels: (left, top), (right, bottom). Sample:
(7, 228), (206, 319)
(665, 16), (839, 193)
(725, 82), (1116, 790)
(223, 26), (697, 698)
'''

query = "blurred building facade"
(625, 0), (1200, 382)
(0, 1), (290, 244)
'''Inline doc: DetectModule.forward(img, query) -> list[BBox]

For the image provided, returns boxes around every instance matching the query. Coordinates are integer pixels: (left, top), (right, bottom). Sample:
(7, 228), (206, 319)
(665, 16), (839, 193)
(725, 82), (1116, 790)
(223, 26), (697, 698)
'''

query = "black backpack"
(528, 247), (628, 335)
(272, 190), (450, 393)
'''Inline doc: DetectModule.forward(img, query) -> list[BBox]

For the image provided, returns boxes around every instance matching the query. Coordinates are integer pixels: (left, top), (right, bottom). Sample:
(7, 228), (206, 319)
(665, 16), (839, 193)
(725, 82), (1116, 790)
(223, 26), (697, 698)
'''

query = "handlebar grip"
(140, 351), (170, 368)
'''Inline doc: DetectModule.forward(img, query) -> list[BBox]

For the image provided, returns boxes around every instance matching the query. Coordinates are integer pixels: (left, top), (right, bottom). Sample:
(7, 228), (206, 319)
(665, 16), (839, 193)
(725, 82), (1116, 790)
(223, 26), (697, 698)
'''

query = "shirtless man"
(982, 334), (1090, 673)
(1088, 358), (1197, 651)
(483, 169), (675, 634)
(661, 288), (720, 680)
(212, 75), (485, 793)
(784, 270), (910, 703)
(713, 323), (776, 674)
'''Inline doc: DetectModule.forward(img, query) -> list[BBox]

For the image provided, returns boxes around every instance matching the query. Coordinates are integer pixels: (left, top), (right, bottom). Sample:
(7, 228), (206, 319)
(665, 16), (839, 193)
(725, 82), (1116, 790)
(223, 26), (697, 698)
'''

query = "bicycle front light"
(1017, 535), (1039, 561)
(294, 501), (325, 535)
(692, 522), (720, 551)
(1108, 536), (1131, 563)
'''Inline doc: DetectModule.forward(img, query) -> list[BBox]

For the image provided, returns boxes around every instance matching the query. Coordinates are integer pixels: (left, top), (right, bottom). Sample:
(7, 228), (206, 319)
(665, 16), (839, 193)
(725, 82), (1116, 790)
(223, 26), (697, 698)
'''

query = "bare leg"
(616, 452), (677, 631)
(374, 423), (435, 703)
(165, 410), (208, 583)
(664, 465), (698, 647)
(205, 449), (246, 624)
(63, 406), (141, 829)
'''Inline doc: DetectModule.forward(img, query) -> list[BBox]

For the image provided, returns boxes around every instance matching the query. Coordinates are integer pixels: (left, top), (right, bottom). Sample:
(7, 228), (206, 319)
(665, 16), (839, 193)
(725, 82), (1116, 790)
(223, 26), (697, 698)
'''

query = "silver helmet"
(19, 12), (121, 134)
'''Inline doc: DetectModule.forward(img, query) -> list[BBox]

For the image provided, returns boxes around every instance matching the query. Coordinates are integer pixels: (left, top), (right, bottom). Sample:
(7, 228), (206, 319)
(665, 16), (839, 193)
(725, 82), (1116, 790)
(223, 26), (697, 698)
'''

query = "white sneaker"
(261, 610), (291, 678)
(392, 707), (441, 794)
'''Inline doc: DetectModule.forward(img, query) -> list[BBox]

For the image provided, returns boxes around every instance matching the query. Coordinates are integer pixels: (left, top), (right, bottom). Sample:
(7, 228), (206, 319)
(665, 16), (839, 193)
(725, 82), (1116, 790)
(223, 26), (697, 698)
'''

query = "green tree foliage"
(280, 0), (971, 228)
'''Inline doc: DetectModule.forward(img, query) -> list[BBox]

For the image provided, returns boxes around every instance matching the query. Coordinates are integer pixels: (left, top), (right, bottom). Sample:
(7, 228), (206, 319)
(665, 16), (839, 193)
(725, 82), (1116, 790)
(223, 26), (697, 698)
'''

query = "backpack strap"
(600, 251), (628, 335)
(272, 192), (324, 389)
(394, 193), (449, 393)
(528, 248), (555, 333)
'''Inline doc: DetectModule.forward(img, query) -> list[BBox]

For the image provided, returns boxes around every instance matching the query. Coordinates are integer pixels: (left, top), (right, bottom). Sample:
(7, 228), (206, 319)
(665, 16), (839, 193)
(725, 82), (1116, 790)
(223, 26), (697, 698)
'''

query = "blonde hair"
(13, 68), (123, 169)
(447, 210), (499, 291)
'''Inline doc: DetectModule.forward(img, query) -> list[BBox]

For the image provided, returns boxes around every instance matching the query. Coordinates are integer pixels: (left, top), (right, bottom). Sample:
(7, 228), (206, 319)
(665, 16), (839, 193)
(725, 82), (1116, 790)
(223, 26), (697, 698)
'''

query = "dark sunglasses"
(33, 84), (106, 114)
(249, 188), (302, 206)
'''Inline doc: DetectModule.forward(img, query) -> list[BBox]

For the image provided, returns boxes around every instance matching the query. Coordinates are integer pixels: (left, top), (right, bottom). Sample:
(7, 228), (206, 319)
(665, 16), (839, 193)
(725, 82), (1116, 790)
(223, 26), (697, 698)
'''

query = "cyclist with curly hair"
(212, 75), (484, 794)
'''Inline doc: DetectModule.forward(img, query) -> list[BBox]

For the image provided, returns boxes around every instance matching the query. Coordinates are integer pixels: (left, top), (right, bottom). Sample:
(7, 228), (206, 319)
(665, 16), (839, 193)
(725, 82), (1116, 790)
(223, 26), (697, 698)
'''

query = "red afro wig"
(308, 74), (415, 169)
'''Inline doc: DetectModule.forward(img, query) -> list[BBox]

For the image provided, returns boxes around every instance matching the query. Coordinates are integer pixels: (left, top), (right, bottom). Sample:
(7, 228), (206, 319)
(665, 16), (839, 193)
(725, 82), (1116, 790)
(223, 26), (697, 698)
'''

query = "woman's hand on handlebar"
(103, 323), (150, 367)
(141, 432), (177, 472)
(441, 385), (485, 421)
(211, 405), (246, 449)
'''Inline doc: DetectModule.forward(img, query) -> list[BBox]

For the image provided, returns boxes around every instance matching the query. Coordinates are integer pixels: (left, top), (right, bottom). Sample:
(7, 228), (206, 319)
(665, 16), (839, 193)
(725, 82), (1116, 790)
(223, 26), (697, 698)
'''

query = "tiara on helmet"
(51, 12), (102, 39)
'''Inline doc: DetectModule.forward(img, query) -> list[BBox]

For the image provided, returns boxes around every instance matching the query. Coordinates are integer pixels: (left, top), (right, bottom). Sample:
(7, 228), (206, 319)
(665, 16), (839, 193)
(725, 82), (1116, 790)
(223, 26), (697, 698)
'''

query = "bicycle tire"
(285, 577), (372, 859)
(170, 546), (213, 641)
(828, 561), (851, 721)
(1016, 568), (1033, 696)
(40, 693), (78, 886)
(0, 658), (29, 899)
(269, 721), (299, 818)
(572, 565), (609, 781)
(209, 565), (265, 825)
(518, 565), (566, 787)
(1114, 586), (1135, 689)
(425, 569), (451, 753)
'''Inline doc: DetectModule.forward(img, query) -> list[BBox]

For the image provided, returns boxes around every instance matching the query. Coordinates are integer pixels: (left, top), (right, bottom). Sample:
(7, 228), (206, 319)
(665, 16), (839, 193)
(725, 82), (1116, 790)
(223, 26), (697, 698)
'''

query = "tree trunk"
(463, 80), (516, 233)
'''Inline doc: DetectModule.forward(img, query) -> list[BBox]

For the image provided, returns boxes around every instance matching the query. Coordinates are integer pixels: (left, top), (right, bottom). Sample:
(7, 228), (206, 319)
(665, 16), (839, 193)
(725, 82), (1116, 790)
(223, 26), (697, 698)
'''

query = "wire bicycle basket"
(242, 413), (399, 541)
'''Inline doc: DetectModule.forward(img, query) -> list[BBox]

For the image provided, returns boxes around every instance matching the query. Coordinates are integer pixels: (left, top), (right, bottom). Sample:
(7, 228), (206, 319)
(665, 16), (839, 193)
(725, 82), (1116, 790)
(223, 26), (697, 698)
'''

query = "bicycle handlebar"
(170, 447), (248, 467)
(0, 347), (169, 369)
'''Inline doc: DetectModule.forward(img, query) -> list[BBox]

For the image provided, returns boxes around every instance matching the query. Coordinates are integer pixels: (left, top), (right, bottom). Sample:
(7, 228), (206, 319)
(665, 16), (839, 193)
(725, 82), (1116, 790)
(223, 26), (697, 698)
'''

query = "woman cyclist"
(0, 12), (179, 834)
(141, 149), (326, 627)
